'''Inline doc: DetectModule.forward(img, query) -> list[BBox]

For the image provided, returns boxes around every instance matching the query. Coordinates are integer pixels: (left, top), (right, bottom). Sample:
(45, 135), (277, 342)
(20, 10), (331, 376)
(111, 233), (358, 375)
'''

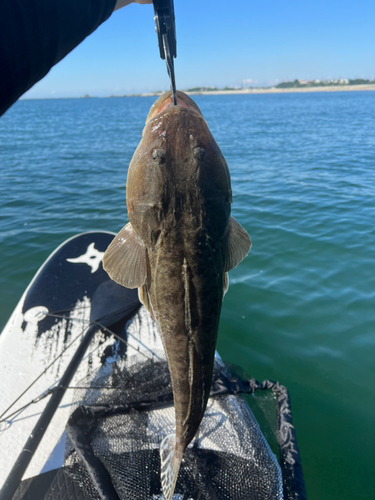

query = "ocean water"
(0, 92), (374, 499)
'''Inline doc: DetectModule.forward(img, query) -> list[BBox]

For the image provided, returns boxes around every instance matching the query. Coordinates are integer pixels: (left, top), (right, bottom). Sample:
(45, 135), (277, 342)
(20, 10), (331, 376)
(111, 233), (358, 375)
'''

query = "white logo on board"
(66, 243), (105, 273)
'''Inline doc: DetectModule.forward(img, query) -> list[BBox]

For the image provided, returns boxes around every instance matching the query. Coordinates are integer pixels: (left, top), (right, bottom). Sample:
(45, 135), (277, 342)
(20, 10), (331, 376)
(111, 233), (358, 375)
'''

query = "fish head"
(126, 91), (232, 247)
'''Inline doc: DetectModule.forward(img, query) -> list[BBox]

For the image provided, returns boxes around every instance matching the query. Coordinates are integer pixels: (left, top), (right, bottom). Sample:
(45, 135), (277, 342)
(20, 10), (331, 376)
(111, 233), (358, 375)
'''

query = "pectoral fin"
(103, 223), (147, 288)
(223, 217), (251, 272)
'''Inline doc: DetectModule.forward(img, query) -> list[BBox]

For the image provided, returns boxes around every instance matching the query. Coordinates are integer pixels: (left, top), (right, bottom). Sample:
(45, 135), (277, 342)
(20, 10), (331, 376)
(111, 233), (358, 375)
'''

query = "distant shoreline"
(141, 84), (375, 97)
(22, 84), (375, 101)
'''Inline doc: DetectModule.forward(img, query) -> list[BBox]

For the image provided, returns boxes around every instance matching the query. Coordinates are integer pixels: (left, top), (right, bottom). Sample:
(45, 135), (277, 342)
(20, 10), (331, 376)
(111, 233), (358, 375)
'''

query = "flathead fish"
(103, 90), (251, 500)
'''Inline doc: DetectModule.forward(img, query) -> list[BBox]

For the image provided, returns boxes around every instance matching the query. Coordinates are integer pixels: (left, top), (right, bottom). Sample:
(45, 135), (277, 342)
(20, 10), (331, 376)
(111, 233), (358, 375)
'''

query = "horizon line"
(21, 82), (375, 101)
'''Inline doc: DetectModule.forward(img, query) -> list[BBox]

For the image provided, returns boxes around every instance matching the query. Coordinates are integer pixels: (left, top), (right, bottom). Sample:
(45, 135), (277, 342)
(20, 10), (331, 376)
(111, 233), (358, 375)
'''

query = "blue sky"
(24, 0), (375, 98)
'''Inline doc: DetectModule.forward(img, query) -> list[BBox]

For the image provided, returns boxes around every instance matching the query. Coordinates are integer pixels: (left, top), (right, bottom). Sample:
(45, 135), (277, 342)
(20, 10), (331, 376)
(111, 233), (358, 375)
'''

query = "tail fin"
(160, 434), (182, 500)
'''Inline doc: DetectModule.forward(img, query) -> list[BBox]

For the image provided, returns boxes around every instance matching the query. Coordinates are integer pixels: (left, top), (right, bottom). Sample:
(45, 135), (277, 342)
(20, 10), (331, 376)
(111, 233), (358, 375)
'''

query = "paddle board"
(0, 231), (141, 488)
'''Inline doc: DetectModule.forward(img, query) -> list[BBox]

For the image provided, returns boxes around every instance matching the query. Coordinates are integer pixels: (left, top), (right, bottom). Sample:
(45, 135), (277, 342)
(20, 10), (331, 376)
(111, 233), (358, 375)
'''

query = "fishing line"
(43, 306), (90, 314)
(47, 313), (159, 360)
(0, 310), (160, 423)
(2, 382), (136, 422)
(0, 330), (84, 422)
(1, 388), (58, 422)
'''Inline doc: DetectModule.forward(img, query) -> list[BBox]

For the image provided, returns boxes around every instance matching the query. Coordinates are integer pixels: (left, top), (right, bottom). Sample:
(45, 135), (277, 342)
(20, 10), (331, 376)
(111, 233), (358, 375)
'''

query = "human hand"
(114, 0), (153, 11)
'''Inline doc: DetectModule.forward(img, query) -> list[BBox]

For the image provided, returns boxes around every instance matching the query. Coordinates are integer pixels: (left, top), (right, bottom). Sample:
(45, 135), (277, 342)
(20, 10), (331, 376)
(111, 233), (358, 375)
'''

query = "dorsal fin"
(138, 284), (154, 319)
(223, 272), (229, 299)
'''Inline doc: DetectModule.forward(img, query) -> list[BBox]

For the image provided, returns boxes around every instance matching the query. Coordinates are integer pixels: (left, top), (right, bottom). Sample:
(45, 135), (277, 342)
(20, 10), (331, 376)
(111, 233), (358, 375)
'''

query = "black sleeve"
(0, 0), (117, 116)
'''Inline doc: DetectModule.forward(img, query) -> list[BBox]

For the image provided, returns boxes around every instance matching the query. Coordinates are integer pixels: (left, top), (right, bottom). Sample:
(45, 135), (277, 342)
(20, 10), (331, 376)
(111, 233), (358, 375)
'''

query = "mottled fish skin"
(103, 91), (251, 499)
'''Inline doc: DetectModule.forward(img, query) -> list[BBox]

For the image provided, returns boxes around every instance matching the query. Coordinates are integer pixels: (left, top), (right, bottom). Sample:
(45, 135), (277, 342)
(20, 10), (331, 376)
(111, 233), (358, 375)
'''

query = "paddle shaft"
(0, 323), (99, 500)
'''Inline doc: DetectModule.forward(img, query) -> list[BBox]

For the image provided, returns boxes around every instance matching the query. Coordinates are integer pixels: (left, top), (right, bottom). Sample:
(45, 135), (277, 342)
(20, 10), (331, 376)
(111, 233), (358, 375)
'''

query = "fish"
(103, 90), (251, 500)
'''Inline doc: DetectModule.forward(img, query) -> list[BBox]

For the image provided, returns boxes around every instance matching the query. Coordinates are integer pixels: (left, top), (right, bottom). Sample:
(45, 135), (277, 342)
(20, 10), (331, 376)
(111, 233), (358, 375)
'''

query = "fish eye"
(193, 146), (206, 161)
(152, 148), (165, 162)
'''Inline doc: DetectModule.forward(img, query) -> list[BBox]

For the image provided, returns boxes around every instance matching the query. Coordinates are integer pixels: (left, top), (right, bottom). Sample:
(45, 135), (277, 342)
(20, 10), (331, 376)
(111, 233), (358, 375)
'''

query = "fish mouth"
(146, 91), (203, 123)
